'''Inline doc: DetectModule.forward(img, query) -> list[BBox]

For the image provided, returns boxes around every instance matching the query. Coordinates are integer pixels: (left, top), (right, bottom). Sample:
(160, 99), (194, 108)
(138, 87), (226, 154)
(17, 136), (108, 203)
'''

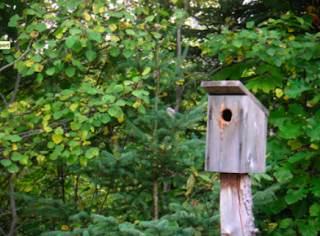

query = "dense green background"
(1, 0), (320, 235)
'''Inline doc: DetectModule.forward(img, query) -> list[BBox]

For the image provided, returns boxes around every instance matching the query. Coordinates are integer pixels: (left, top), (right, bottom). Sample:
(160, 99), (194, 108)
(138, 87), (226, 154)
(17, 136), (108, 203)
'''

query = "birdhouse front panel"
(205, 95), (267, 173)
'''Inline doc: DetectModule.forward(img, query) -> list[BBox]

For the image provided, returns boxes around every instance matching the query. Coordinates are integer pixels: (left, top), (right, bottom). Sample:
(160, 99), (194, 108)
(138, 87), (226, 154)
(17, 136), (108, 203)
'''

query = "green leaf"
(8, 163), (19, 173)
(110, 47), (119, 57)
(138, 105), (146, 114)
(279, 218), (292, 229)
(47, 142), (55, 149)
(36, 23), (47, 32)
(66, 67), (75, 77)
(85, 50), (97, 62)
(132, 90), (142, 97)
(310, 203), (320, 217)
(233, 38), (243, 48)
(1, 109), (9, 118)
(10, 135), (22, 142)
(85, 147), (99, 159)
(65, 36), (76, 48)
(246, 21), (254, 28)
(108, 106), (119, 117)
(198, 173), (211, 182)
(46, 67), (55, 76)
(284, 79), (313, 98)
(125, 29), (135, 35)
(285, 185), (308, 204)
(288, 152), (312, 163)
(274, 168), (293, 182)
(123, 49), (133, 59)
(80, 156), (88, 167)
(102, 95), (116, 103)
(100, 114), (111, 124)
(1, 159), (11, 167)
(11, 152), (22, 161)
(145, 15), (154, 22)
(33, 42), (45, 50)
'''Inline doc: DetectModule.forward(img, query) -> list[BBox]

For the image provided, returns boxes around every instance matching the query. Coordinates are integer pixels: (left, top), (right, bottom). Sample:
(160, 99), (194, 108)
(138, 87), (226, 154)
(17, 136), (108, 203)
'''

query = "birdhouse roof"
(201, 80), (269, 116)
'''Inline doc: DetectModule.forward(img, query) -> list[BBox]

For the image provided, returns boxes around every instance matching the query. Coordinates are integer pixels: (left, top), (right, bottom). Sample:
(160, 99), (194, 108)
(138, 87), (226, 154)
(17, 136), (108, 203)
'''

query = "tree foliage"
(1, 0), (320, 235)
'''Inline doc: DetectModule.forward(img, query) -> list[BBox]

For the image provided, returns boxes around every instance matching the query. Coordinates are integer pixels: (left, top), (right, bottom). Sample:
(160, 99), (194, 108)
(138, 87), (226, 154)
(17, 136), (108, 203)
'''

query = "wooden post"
(220, 174), (259, 236)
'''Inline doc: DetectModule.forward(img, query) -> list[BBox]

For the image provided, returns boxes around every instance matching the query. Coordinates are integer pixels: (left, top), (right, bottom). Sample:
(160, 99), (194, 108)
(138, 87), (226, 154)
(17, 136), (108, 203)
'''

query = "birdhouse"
(201, 81), (269, 173)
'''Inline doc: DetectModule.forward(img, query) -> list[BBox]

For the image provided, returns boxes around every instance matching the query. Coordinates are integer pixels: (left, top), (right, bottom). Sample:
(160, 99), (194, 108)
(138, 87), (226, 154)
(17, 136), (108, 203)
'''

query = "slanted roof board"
(201, 81), (270, 116)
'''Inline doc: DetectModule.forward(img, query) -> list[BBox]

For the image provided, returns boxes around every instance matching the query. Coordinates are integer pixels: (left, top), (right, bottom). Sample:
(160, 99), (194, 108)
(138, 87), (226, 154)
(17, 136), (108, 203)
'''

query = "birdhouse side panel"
(240, 97), (267, 173)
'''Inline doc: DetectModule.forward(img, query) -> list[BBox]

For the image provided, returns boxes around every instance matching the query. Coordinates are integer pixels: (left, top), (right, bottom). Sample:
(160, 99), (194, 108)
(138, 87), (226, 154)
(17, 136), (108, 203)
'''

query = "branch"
(0, 39), (33, 73)
(0, 92), (8, 108)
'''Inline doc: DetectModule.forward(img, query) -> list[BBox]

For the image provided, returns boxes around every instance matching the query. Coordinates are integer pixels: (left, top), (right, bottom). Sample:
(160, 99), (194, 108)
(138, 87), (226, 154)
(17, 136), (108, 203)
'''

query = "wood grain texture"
(220, 173), (258, 236)
(201, 81), (269, 116)
(205, 95), (267, 173)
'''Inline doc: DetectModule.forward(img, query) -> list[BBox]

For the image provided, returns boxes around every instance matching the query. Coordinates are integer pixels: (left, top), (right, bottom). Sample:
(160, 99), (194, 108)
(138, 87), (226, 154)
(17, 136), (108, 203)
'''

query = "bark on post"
(220, 173), (259, 236)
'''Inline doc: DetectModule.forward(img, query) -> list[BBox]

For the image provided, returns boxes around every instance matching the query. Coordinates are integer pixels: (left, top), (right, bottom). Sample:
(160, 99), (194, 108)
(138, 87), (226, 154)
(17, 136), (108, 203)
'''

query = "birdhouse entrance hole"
(221, 108), (232, 122)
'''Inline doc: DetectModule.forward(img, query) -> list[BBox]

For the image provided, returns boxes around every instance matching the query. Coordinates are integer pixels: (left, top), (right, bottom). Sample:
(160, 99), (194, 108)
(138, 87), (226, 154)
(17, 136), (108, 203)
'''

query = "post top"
(201, 80), (270, 116)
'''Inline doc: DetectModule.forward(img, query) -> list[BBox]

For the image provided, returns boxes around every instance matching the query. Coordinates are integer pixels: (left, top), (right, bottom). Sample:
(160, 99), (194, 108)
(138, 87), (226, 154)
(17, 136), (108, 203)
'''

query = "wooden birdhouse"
(201, 81), (269, 173)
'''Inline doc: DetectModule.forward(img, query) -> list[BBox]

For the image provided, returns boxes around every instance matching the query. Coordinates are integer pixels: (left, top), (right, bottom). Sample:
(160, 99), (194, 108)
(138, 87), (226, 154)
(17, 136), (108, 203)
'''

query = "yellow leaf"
(110, 35), (120, 42)
(70, 103), (78, 111)
(34, 64), (44, 72)
(163, 92), (168, 96)
(141, 67), (151, 76)
(99, 7), (106, 13)
(117, 114), (124, 123)
(61, 225), (69, 231)
(43, 114), (51, 121)
(139, 23), (146, 30)
(202, 50), (208, 54)
(52, 134), (63, 145)
(70, 122), (76, 131)
(283, 95), (289, 101)
(42, 104), (51, 111)
(225, 55), (233, 65)
(37, 155), (45, 165)
(3, 151), (9, 156)
(44, 126), (52, 133)
(90, 126), (94, 133)
(103, 127), (109, 135)
(133, 100), (141, 108)
(275, 88), (283, 98)
(164, 72), (169, 77)
(30, 31), (39, 38)
(109, 24), (117, 32)
(310, 143), (319, 150)
(268, 223), (278, 228)
(25, 60), (34, 67)
(287, 27), (294, 33)
(288, 36), (295, 41)
(8, 107), (17, 113)
(82, 10), (91, 21)
(111, 136), (119, 140)
(56, 33), (63, 39)
(94, 26), (105, 33)
(82, 141), (91, 146)
(80, 130), (88, 140)
(64, 53), (72, 62)
(12, 144), (18, 150)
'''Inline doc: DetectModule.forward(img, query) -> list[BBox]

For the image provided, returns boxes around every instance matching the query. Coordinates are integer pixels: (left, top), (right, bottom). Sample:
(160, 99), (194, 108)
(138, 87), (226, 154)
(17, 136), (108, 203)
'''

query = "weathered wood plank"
(220, 173), (259, 236)
(201, 81), (270, 116)
(205, 95), (266, 173)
